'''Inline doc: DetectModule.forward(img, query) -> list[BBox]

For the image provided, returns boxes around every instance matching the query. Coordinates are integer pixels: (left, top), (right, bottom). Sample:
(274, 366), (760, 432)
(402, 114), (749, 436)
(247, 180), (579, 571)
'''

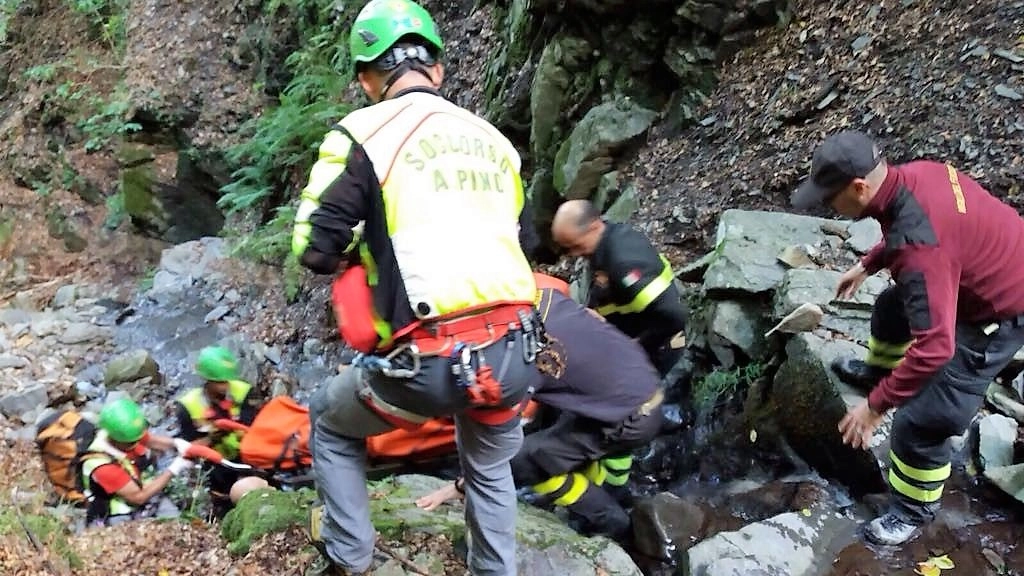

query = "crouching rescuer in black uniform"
(415, 281), (664, 542)
(512, 285), (664, 541)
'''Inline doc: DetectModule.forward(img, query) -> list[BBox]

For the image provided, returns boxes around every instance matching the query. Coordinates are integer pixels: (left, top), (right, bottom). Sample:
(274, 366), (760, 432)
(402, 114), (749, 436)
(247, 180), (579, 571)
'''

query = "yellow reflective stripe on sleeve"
(597, 255), (674, 316)
(553, 473), (589, 506)
(889, 469), (944, 503)
(890, 451), (951, 483)
(307, 131), (354, 196)
(359, 243), (378, 285)
(291, 222), (313, 257)
(512, 167), (525, 213)
(291, 130), (354, 257)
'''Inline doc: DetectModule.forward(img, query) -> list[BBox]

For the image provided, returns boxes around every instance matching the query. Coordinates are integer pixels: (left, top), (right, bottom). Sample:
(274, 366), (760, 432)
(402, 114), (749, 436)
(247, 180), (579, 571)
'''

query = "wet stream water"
(106, 291), (1023, 576)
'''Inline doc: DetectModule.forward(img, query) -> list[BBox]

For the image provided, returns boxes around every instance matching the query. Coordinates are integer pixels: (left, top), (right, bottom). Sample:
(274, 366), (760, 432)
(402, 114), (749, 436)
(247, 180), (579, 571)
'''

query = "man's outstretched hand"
(838, 400), (885, 450)
(836, 262), (869, 300)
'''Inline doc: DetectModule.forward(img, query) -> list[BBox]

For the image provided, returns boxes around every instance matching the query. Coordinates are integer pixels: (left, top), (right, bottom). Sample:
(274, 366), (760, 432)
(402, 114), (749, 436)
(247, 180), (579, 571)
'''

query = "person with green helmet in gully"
(82, 397), (197, 527)
(173, 346), (262, 504)
(292, 0), (545, 574)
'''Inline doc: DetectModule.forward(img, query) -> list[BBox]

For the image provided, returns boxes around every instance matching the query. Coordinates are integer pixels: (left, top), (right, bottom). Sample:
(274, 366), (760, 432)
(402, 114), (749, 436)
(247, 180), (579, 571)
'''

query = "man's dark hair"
(575, 200), (602, 231)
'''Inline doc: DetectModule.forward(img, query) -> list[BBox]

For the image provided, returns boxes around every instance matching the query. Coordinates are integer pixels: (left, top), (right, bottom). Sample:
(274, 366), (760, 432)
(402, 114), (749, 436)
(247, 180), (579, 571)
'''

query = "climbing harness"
(353, 303), (546, 426)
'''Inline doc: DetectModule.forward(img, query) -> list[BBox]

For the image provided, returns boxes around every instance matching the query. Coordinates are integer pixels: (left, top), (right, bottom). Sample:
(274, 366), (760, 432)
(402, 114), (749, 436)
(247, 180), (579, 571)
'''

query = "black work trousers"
(869, 288), (1024, 523)
(510, 402), (663, 540)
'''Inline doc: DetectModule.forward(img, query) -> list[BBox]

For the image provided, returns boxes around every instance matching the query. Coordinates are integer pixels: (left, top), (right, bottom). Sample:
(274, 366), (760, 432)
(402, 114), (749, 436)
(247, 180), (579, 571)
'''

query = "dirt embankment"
(625, 0), (1024, 263)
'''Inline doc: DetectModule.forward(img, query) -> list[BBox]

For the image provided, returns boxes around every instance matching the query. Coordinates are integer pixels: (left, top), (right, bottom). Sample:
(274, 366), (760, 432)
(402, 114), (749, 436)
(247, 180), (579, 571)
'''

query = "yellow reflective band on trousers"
(291, 130), (356, 258)
(601, 455), (633, 487)
(888, 450), (949, 504)
(533, 472), (589, 506)
(597, 255), (674, 317)
(889, 469), (944, 503)
(890, 451), (950, 483)
(583, 461), (607, 486)
(865, 336), (913, 370)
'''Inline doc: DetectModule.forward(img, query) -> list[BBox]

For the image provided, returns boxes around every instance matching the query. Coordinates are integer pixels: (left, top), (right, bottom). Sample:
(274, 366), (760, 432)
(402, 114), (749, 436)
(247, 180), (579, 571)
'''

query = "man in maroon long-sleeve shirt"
(792, 130), (1024, 546)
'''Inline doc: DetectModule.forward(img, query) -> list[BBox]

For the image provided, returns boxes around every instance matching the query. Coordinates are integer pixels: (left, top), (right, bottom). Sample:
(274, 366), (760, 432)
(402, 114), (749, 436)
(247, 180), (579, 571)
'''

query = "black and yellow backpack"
(34, 410), (104, 504)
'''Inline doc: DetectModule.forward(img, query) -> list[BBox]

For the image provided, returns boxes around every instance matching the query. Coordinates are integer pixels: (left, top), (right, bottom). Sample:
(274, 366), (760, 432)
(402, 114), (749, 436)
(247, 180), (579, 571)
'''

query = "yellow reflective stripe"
(374, 315), (394, 350)
(356, 244), (393, 347)
(291, 221), (313, 257)
(533, 474), (567, 496)
(601, 455), (632, 472)
(291, 130), (353, 257)
(601, 455), (632, 487)
(867, 336), (913, 358)
(596, 255), (673, 316)
(360, 243), (378, 285)
(179, 388), (206, 421)
(228, 380), (251, 408)
(890, 451), (951, 483)
(889, 469), (944, 503)
(307, 131), (353, 199)
(583, 461), (607, 486)
(512, 167), (525, 214)
(553, 473), (589, 506)
(604, 470), (630, 487)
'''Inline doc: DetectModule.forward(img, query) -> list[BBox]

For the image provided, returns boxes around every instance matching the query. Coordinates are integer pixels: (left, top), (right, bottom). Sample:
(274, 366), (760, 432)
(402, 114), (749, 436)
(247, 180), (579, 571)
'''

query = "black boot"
(831, 357), (891, 393)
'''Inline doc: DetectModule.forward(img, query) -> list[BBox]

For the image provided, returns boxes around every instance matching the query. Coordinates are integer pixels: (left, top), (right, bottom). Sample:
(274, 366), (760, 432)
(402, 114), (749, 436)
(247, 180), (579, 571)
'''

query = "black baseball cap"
(792, 130), (883, 209)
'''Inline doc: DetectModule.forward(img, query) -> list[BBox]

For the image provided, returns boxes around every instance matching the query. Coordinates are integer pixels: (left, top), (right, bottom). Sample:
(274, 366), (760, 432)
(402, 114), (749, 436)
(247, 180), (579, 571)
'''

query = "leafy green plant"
(104, 192), (126, 230)
(694, 362), (765, 411)
(0, 0), (22, 46)
(65, 0), (129, 53)
(218, 0), (358, 266)
(78, 94), (141, 152)
(24, 63), (58, 82)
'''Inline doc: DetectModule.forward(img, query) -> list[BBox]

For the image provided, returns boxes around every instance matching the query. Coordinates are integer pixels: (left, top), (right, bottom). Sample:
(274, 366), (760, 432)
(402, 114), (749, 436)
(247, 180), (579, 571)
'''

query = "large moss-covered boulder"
(772, 333), (889, 496)
(552, 98), (657, 200)
(221, 488), (318, 555)
(220, 476), (643, 575)
(530, 35), (594, 162)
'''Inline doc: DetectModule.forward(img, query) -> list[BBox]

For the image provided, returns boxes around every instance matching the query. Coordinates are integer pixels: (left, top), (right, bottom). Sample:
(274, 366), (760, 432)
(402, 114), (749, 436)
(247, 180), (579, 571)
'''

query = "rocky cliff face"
(0, 0), (791, 259)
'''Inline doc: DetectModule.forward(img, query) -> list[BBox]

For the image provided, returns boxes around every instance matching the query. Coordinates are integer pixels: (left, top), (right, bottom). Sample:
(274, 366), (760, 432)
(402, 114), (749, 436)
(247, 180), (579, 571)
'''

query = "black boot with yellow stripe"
(831, 336), (911, 393)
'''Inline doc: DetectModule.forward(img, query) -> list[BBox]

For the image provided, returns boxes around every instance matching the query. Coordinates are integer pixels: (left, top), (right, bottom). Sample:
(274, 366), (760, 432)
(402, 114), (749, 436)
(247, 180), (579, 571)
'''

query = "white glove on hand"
(173, 438), (192, 456)
(167, 457), (195, 477)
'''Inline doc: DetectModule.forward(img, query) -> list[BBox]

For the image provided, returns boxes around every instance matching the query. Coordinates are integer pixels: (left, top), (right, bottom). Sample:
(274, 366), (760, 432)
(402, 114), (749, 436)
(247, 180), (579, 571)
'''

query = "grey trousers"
(309, 339), (537, 576)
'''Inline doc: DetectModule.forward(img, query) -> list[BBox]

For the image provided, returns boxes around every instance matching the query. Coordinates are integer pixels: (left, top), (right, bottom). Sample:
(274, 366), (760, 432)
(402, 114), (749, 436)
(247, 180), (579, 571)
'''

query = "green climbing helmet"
(195, 346), (240, 383)
(98, 398), (148, 444)
(349, 0), (444, 69)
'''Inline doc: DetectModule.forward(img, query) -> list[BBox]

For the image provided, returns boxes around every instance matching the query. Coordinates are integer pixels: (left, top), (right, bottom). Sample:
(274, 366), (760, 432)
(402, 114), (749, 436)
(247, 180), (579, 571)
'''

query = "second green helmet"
(349, 0), (444, 69)
(196, 346), (240, 382)
(98, 398), (148, 443)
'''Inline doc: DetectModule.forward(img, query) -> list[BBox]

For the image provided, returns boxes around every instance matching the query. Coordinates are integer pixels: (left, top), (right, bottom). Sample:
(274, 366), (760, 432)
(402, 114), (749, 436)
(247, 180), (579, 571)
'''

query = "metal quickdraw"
(450, 342), (503, 407)
(351, 345), (422, 379)
(517, 308), (546, 363)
